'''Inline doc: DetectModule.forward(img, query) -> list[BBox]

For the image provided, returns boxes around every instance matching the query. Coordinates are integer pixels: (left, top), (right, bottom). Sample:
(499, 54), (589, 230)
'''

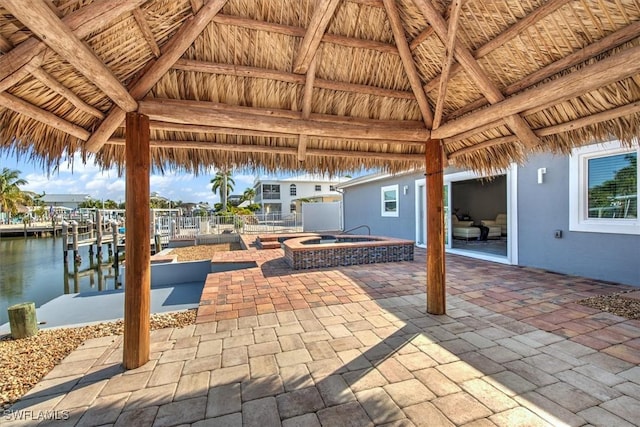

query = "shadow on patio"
(6, 248), (640, 426)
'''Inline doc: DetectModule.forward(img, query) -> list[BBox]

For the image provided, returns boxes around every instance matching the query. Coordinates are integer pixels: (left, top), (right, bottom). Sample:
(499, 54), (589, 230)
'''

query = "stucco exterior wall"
(518, 153), (639, 286)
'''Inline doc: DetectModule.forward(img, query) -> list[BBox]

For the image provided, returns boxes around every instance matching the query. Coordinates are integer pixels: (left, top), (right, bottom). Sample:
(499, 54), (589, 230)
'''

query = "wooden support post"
(8, 302), (38, 339)
(426, 139), (446, 314)
(123, 111), (151, 370)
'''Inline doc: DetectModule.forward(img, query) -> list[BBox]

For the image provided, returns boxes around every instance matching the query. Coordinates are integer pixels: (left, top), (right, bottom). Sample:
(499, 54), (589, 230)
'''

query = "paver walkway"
(5, 247), (640, 426)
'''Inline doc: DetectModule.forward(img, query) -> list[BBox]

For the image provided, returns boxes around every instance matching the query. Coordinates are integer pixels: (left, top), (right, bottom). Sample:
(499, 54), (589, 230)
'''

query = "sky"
(1, 151), (260, 205)
(1, 151), (365, 205)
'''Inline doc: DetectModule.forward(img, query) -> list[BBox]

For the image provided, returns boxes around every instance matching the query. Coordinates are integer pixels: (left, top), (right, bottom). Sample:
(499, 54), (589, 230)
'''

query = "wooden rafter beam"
(432, 44), (640, 140)
(107, 138), (424, 161)
(414, 0), (540, 148)
(0, 0), (147, 83)
(537, 101), (640, 137)
(3, 0), (137, 112)
(172, 59), (415, 100)
(448, 136), (518, 159)
(383, 0), (434, 128)
(433, 0), (463, 129)
(298, 53), (318, 161)
(446, 20), (640, 121)
(29, 67), (105, 119)
(347, 0), (383, 7)
(85, 0), (228, 152)
(0, 54), (43, 93)
(448, 100), (640, 158)
(293, 0), (341, 74)
(424, 0), (571, 93)
(0, 34), (13, 53)
(138, 99), (430, 142)
(132, 7), (160, 57)
(190, 0), (204, 13)
(212, 14), (399, 55)
(0, 92), (90, 140)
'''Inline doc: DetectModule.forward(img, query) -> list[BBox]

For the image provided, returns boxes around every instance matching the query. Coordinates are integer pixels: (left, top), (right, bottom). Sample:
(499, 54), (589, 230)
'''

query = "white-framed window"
(569, 140), (639, 235)
(329, 185), (336, 191)
(381, 185), (399, 217)
(289, 184), (297, 196)
(290, 203), (296, 213)
(315, 185), (322, 191)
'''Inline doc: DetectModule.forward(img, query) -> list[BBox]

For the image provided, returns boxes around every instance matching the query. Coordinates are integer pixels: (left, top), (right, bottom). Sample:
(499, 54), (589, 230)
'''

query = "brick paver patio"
(5, 245), (640, 426)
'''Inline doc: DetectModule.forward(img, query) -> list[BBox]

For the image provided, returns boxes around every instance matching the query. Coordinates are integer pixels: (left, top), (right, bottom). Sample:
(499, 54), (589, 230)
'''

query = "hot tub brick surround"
(283, 235), (414, 270)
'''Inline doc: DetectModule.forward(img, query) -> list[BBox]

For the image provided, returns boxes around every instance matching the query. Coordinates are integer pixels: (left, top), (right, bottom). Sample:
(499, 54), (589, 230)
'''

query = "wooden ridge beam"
(293, 0), (341, 74)
(107, 138), (424, 161)
(0, 92), (90, 140)
(212, 14), (399, 55)
(433, 0), (462, 129)
(0, 0), (147, 84)
(446, 20), (640, 121)
(143, 98), (427, 132)
(85, 0), (228, 152)
(383, 0), (434, 128)
(138, 99), (430, 141)
(172, 59), (415, 100)
(432, 44), (640, 140)
(143, 120), (426, 146)
(136, 100), (425, 130)
(414, 0), (540, 148)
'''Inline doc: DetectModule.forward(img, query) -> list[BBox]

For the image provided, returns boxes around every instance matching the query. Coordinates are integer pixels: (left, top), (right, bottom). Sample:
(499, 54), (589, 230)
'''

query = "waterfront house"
(340, 140), (639, 287)
(253, 174), (347, 216)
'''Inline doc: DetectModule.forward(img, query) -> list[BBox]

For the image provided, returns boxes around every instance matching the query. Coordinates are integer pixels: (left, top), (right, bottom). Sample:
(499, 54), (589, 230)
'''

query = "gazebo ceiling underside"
(0, 0), (639, 175)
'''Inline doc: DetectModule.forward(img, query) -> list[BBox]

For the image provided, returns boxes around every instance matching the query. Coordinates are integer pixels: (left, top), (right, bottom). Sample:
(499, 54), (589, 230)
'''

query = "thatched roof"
(0, 0), (638, 175)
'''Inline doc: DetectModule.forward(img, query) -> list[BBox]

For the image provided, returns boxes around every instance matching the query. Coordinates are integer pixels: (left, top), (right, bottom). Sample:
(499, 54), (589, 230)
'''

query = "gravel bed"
(577, 291), (640, 320)
(167, 242), (242, 261)
(0, 309), (196, 409)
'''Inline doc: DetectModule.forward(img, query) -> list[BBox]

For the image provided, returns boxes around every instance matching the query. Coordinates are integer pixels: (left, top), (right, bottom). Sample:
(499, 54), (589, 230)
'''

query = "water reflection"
(63, 254), (122, 296)
(0, 236), (123, 325)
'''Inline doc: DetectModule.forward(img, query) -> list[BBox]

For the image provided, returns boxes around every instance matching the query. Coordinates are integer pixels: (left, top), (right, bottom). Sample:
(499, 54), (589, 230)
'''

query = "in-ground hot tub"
(283, 234), (414, 270)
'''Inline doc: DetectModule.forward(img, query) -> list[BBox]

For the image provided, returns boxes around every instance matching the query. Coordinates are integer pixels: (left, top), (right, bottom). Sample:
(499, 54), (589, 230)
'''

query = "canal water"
(0, 236), (121, 326)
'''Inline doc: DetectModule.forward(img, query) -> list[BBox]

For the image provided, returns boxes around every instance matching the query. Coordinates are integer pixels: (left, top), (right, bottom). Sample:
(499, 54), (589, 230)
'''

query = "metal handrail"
(339, 224), (371, 235)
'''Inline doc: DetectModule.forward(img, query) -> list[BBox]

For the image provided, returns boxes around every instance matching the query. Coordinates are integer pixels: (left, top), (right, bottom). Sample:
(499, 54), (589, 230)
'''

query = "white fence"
(152, 212), (303, 238)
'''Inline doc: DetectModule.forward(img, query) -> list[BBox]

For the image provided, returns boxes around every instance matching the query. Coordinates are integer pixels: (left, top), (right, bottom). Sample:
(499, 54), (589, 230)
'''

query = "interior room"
(450, 175), (507, 257)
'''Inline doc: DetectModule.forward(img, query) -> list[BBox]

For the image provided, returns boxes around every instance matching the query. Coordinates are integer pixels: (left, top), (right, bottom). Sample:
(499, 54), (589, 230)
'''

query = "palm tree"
(210, 170), (235, 212)
(0, 167), (29, 223)
(242, 187), (256, 203)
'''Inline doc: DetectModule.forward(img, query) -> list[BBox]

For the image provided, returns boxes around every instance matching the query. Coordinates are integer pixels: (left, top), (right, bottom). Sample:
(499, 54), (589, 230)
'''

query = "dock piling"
(61, 221), (69, 265)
